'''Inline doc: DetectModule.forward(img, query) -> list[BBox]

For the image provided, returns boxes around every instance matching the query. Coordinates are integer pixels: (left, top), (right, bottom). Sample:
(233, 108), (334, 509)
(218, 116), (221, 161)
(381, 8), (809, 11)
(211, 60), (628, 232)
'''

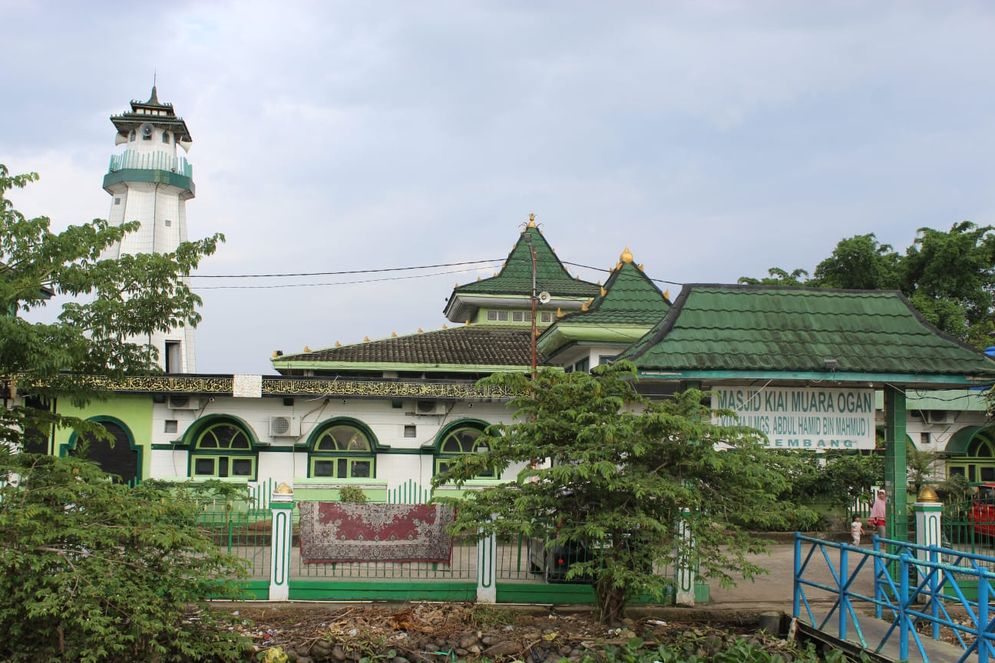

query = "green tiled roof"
(274, 325), (538, 368)
(562, 261), (670, 326)
(622, 284), (995, 378)
(452, 226), (599, 298)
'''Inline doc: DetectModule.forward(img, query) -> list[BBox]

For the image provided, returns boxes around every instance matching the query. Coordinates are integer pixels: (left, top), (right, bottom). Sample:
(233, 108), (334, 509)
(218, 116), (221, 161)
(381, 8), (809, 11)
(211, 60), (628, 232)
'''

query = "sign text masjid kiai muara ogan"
(711, 387), (876, 450)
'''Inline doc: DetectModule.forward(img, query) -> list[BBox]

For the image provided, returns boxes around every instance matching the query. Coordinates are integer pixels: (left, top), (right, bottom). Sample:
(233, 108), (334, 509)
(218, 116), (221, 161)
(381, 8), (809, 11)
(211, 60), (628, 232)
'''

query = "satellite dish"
(139, 122), (154, 138)
(537, 291), (552, 305)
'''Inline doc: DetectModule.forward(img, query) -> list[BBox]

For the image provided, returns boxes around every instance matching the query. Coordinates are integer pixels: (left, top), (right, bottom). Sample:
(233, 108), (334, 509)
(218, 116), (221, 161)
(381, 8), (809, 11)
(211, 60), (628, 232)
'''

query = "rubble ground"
(227, 602), (810, 662)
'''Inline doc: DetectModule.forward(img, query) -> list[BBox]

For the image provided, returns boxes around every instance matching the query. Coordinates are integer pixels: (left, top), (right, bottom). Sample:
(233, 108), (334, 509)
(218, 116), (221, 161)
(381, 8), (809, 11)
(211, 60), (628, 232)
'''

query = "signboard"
(711, 386), (876, 450)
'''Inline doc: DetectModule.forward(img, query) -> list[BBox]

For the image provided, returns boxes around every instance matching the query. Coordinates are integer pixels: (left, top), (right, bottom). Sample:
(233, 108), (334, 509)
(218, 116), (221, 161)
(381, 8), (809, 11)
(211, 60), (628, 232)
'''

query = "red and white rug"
(299, 502), (455, 563)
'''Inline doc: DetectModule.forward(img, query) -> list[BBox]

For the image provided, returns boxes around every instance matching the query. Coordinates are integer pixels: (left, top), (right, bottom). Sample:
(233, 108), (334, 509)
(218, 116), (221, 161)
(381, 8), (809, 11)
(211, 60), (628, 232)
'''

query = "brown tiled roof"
(275, 326), (538, 367)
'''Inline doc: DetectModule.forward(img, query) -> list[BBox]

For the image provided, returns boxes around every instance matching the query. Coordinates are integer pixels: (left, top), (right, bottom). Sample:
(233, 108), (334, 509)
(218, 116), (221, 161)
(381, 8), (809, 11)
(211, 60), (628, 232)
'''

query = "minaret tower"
(103, 86), (197, 373)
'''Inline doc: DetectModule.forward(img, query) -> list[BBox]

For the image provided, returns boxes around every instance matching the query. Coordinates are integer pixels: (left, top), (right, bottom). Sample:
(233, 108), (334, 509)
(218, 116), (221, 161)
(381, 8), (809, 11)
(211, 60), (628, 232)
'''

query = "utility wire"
(192, 264), (502, 290)
(190, 258), (502, 279)
(561, 260), (684, 286)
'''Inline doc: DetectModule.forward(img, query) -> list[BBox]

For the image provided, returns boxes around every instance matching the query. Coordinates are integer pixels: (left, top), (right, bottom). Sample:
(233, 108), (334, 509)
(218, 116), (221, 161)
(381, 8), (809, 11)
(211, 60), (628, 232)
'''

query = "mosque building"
(27, 88), (995, 501)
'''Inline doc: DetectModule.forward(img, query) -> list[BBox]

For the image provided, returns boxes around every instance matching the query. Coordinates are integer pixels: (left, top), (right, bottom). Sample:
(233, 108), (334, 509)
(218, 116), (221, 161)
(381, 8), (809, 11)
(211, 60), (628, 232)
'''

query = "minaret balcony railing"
(108, 151), (193, 178)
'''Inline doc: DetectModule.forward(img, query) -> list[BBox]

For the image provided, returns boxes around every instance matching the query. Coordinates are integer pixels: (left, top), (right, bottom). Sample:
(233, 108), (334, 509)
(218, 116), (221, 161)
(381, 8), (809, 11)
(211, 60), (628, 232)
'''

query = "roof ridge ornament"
(527, 212), (537, 228)
(620, 246), (634, 264)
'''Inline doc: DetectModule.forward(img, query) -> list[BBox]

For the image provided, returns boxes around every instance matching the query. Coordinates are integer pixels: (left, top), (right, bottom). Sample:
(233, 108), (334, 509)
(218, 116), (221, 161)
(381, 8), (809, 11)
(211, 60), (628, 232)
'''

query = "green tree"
(0, 454), (249, 661)
(812, 233), (901, 290)
(902, 222), (995, 349)
(0, 164), (222, 451)
(435, 363), (800, 624)
(737, 267), (809, 286)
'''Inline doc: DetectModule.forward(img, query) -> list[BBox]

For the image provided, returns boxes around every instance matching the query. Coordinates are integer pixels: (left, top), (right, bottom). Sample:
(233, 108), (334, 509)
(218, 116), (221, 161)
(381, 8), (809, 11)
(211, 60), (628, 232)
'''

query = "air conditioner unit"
(414, 400), (445, 416)
(269, 416), (300, 437)
(926, 410), (948, 424)
(167, 395), (200, 410)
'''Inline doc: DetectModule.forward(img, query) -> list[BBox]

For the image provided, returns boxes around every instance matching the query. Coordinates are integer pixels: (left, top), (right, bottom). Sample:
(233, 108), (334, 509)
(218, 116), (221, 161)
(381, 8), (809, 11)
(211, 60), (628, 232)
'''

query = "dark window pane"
(198, 433), (218, 449)
(218, 457), (229, 478)
(437, 461), (450, 475)
(982, 467), (995, 482)
(229, 431), (250, 449)
(337, 459), (348, 477)
(352, 461), (371, 478)
(194, 458), (215, 475)
(950, 466), (966, 477)
(313, 460), (333, 477)
(442, 439), (461, 453)
(231, 459), (252, 476)
(970, 466), (977, 482)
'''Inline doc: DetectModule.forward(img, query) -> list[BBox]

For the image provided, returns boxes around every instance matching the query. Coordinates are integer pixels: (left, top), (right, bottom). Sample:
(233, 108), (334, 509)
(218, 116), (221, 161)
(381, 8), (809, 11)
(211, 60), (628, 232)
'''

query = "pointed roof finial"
(147, 70), (160, 106)
(527, 212), (537, 228)
(663, 289), (670, 301)
(600, 286), (607, 297)
(303, 345), (312, 353)
(620, 246), (634, 264)
(335, 341), (342, 347)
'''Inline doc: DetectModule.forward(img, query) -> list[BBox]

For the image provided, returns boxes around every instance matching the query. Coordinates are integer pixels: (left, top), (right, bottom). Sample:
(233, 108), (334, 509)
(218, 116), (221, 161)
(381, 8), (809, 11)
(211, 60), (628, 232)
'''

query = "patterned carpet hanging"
(299, 502), (455, 563)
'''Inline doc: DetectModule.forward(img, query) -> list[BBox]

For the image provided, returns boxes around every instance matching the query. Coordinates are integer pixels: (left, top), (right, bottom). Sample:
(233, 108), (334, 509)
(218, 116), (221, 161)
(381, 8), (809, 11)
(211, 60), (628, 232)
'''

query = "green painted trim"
(433, 418), (493, 450)
(308, 455), (376, 479)
(103, 168), (194, 195)
(288, 581), (476, 601)
(913, 504), (943, 512)
(378, 447), (433, 455)
(254, 445), (304, 453)
(270, 502), (294, 510)
(637, 369), (992, 386)
(181, 414), (260, 447)
(538, 324), (650, 356)
(496, 583), (596, 604)
(151, 443), (189, 451)
(305, 417), (381, 451)
(210, 580), (269, 600)
(271, 359), (537, 373)
(189, 453), (258, 481)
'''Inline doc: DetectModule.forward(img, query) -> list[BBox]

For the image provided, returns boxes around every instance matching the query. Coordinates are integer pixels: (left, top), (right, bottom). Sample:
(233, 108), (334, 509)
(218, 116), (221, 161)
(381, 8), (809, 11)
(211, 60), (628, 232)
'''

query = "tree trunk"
(595, 582), (627, 625)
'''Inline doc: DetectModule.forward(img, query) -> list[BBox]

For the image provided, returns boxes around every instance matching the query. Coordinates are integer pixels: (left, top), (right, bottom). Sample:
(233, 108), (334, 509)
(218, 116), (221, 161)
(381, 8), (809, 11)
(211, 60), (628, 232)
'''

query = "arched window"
(308, 421), (376, 478)
(162, 131), (171, 144)
(66, 418), (139, 485)
(189, 419), (257, 479)
(434, 421), (494, 478)
(948, 427), (995, 483)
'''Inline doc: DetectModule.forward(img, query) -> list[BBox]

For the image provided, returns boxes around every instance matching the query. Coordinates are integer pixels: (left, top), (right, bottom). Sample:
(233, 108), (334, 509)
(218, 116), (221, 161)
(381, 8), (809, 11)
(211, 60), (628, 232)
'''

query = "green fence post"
(269, 482), (294, 601)
(884, 387), (908, 542)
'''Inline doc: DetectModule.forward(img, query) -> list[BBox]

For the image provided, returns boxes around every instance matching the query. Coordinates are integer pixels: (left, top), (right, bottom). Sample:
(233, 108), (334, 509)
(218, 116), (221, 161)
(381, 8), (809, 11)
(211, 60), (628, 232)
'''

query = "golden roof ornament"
(442, 324), (448, 329)
(363, 336), (371, 343)
(556, 307), (564, 318)
(917, 485), (940, 502)
(275, 482), (294, 495)
(335, 341), (342, 348)
(527, 212), (537, 228)
(417, 327), (424, 334)
(271, 351), (280, 359)
(600, 286), (607, 297)
(620, 246), (634, 264)
(637, 263), (644, 271)
(391, 331), (398, 337)
(663, 289), (670, 300)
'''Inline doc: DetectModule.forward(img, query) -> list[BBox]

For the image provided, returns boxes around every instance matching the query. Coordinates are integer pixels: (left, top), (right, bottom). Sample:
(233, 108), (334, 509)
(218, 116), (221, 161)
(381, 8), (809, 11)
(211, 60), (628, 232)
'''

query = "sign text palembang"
(710, 386), (876, 450)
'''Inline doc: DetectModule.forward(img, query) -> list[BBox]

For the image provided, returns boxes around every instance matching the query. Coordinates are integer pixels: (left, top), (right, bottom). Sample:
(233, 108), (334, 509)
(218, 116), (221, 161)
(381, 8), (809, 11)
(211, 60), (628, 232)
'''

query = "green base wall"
(283, 580), (709, 605)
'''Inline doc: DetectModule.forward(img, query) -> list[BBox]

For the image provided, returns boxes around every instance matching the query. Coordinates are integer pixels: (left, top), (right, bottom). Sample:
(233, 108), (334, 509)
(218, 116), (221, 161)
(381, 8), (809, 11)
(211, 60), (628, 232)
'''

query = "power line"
(192, 264), (502, 290)
(190, 258), (503, 279)
(561, 260), (684, 286)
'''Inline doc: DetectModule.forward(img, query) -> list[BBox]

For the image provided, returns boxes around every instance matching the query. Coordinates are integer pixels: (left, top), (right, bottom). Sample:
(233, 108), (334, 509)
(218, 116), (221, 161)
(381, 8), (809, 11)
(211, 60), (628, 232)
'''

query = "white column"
(476, 519), (497, 603)
(914, 496), (943, 587)
(675, 508), (695, 606)
(269, 483), (294, 601)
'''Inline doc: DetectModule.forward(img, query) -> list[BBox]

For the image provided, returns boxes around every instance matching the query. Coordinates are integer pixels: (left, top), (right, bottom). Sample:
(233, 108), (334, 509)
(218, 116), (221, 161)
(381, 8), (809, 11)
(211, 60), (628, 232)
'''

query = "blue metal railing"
(794, 532), (995, 662)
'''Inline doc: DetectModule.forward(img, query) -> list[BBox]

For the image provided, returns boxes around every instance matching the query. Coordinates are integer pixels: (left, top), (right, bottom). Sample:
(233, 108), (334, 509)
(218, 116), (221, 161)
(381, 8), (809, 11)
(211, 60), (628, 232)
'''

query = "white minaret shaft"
(103, 86), (197, 373)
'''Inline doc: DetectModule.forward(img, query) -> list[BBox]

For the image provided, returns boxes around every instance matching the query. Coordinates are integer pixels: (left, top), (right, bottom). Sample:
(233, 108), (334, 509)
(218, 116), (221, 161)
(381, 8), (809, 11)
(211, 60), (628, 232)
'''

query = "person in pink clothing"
(869, 489), (887, 538)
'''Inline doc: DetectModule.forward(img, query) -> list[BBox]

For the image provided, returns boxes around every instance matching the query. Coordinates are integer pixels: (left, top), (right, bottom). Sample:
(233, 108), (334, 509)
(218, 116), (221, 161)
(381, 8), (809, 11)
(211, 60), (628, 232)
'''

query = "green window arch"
(948, 426), (995, 484)
(307, 419), (377, 479)
(434, 420), (495, 478)
(188, 417), (257, 480)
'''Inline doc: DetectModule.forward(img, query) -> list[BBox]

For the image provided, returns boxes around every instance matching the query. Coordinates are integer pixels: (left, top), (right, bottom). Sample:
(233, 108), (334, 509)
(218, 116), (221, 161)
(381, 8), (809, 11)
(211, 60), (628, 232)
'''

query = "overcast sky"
(3, 1), (995, 374)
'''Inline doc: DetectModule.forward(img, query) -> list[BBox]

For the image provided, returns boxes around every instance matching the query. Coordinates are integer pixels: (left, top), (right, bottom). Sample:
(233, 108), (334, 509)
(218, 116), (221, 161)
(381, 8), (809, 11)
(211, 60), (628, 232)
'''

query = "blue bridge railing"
(793, 533), (995, 662)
